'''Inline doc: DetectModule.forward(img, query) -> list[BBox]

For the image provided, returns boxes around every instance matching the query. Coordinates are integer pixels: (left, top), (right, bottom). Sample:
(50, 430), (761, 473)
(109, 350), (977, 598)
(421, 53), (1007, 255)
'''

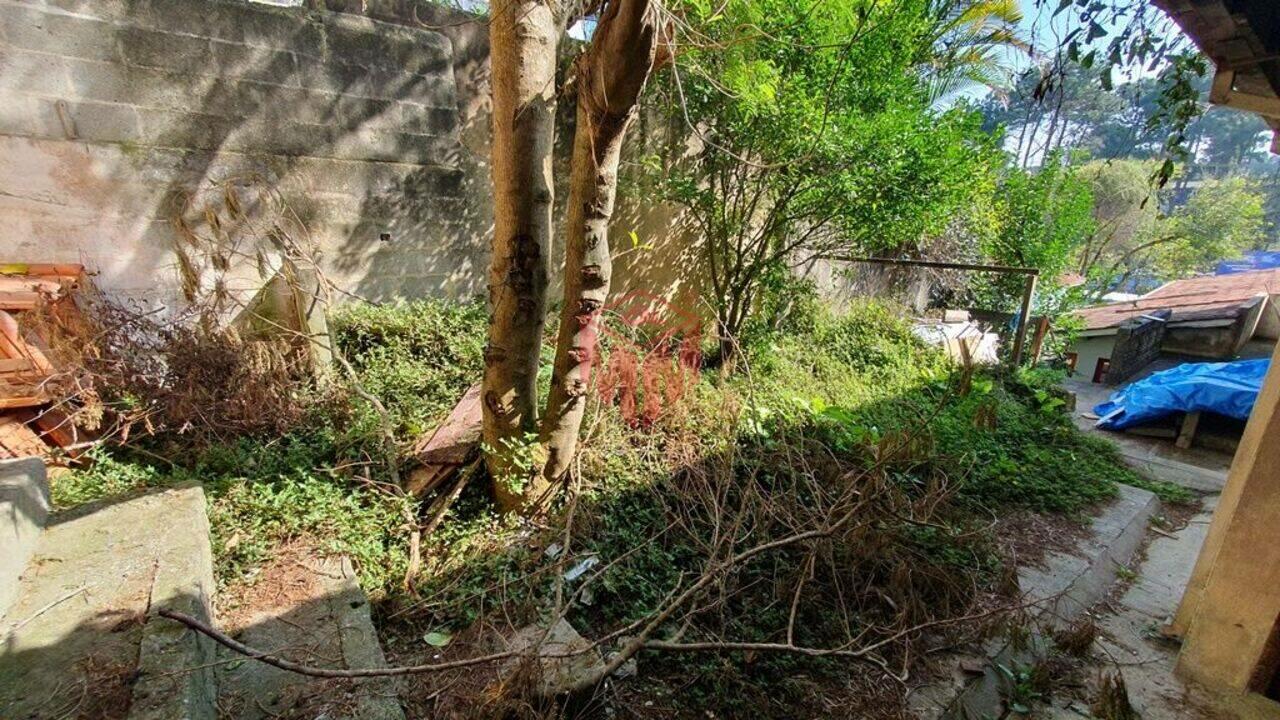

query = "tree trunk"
(540, 0), (666, 486)
(484, 0), (561, 510)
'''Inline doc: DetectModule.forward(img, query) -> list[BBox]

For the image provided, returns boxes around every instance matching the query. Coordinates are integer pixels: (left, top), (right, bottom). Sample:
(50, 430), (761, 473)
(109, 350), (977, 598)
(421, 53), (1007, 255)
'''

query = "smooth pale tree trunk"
(540, 0), (666, 485)
(484, 0), (561, 510)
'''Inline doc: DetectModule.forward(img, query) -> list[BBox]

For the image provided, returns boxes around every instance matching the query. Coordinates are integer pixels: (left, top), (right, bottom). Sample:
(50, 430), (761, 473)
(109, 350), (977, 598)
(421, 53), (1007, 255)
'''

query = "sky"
(1003, 0), (1191, 84)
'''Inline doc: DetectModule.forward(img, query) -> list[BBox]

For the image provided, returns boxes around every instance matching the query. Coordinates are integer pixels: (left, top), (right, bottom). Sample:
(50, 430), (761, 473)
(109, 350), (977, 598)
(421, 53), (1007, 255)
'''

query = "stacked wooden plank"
(0, 264), (94, 460)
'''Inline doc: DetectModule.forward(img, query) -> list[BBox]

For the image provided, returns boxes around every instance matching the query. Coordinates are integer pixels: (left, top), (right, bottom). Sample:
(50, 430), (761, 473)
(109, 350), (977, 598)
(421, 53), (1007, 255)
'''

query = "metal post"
(1010, 274), (1037, 367)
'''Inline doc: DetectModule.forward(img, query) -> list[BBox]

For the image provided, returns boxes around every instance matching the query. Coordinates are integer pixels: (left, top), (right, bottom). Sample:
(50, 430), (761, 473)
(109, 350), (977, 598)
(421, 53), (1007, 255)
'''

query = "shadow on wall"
(328, 0), (497, 303)
(0, 0), (705, 314)
(0, 0), (490, 310)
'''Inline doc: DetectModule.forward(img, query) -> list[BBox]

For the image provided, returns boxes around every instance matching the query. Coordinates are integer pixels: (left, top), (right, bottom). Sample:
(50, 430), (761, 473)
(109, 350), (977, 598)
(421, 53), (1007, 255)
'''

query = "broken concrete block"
(503, 619), (605, 697)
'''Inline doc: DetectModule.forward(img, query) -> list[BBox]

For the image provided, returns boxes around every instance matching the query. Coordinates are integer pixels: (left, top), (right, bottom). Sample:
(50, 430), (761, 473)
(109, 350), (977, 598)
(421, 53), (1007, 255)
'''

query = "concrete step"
(0, 482), (217, 720)
(214, 552), (404, 719)
(910, 484), (1161, 719)
(0, 457), (49, 618)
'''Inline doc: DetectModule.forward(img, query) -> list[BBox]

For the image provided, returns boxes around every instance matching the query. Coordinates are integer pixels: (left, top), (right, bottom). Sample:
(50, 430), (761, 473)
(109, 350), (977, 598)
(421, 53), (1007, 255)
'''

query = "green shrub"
(331, 299), (486, 439)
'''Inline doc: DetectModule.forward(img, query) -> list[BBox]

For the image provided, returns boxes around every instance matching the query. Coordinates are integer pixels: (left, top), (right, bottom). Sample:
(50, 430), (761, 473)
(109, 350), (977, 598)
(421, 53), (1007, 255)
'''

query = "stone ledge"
(128, 482), (218, 720)
(0, 457), (48, 618)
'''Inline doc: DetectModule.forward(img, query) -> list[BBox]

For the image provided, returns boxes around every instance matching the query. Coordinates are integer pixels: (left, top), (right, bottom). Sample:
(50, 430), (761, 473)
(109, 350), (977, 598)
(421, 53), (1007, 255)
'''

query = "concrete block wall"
(1106, 309), (1170, 385)
(0, 0), (491, 307)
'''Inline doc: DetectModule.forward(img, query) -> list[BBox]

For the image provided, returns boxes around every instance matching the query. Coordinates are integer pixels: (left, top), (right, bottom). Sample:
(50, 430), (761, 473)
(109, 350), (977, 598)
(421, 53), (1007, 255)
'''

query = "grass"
(48, 300), (486, 599)
(47, 298), (1185, 619)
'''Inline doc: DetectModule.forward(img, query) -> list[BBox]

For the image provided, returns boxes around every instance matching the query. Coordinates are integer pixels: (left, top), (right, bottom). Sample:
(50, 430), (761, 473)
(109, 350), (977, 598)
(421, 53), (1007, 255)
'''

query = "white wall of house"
(1070, 334), (1117, 382)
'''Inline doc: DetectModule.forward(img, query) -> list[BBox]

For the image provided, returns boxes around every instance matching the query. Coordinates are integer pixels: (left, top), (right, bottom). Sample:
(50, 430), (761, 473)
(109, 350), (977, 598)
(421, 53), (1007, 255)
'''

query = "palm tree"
(921, 0), (1030, 104)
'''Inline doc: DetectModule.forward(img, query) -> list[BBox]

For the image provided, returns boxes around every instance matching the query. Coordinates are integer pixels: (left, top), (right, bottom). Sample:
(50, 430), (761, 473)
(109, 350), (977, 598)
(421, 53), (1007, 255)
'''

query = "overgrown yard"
(49, 298), (1188, 717)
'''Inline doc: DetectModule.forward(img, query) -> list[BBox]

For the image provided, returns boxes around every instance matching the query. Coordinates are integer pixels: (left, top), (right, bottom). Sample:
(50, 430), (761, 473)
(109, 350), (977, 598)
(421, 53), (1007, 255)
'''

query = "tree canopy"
(656, 0), (1005, 353)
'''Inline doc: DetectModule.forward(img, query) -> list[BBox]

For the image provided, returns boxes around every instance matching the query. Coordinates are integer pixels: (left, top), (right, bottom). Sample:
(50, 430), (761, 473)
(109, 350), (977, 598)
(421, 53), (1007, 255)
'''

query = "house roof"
(1075, 268), (1280, 332)
(1152, 0), (1280, 148)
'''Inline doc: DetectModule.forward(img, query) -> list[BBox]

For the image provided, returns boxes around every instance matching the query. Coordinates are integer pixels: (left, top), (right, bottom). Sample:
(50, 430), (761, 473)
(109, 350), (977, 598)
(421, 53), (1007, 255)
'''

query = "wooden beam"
(1010, 274), (1038, 367)
(826, 256), (1039, 276)
(1209, 67), (1280, 118)
(1028, 315), (1052, 365)
(1177, 410), (1203, 450)
(0, 358), (34, 374)
(1210, 67), (1236, 104)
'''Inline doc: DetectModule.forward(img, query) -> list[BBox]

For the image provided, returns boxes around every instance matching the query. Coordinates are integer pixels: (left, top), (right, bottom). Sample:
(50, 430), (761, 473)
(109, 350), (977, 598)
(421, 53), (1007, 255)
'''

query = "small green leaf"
(423, 631), (452, 647)
(629, 229), (640, 248)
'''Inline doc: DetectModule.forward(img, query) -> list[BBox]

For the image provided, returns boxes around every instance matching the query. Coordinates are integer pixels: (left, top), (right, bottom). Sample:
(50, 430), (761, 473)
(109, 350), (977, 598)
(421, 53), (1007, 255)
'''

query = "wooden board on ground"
(406, 383), (482, 498)
(0, 264), (96, 456)
(1176, 410), (1202, 449)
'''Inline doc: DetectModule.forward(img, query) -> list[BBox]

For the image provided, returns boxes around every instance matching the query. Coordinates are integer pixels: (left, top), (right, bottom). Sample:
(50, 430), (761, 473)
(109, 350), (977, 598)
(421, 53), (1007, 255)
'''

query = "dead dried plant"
(26, 287), (317, 446)
(22, 174), (365, 446)
(1054, 617), (1099, 658)
(1092, 671), (1139, 720)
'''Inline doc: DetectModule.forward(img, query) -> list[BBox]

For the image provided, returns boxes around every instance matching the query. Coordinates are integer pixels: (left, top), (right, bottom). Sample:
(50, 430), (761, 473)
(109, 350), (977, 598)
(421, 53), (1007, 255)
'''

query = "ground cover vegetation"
(37, 0), (1216, 715)
(49, 294), (1187, 716)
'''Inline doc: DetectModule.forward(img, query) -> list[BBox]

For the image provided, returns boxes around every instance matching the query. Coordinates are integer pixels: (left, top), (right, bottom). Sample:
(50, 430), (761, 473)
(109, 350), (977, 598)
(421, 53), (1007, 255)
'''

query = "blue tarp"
(1215, 250), (1280, 276)
(1093, 359), (1270, 430)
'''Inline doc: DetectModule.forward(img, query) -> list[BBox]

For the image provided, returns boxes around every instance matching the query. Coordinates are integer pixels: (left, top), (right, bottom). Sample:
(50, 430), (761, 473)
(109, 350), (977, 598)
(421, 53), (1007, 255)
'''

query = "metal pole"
(1010, 274), (1037, 367)
(827, 256), (1039, 275)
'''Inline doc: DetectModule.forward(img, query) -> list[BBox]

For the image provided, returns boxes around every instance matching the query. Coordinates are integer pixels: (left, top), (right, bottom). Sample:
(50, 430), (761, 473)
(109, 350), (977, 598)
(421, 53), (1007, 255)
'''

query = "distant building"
(1068, 268), (1280, 385)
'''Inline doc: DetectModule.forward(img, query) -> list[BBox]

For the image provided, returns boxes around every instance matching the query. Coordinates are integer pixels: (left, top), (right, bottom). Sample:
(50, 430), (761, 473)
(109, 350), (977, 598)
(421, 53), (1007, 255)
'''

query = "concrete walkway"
(1049, 497), (1225, 719)
(0, 475), (402, 720)
(215, 553), (403, 720)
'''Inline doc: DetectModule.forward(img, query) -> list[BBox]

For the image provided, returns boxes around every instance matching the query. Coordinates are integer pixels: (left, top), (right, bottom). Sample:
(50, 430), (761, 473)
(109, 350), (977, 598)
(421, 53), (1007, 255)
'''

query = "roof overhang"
(1152, 0), (1280, 151)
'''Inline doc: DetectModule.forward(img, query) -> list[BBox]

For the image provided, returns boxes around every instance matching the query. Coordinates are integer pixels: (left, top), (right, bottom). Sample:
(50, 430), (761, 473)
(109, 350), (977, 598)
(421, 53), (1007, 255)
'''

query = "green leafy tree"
(969, 156), (1096, 315)
(1086, 176), (1268, 293)
(659, 0), (1000, 361)
(1074, 158), (1159, 286)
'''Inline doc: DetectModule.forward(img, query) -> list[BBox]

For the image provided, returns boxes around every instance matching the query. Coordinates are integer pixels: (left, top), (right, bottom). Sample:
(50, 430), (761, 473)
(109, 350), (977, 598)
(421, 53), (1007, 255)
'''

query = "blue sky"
(1005, 0), (1190, 81)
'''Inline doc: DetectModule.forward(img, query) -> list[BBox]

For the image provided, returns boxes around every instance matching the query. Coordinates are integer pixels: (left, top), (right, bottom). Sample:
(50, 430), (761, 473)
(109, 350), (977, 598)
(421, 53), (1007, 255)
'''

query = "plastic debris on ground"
(912, 320), (1000, 364)
(563, 554), (600, 581)
(1093, 358), (1270, 431)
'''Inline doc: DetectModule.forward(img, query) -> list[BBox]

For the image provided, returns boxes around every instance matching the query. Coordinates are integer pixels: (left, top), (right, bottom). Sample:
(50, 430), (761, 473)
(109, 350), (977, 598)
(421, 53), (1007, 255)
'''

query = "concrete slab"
(1023, 485), (1160, 625)
(1047, 495), (1227, 719)
(502, 618), (606, 697)
(128, 483), (218, 720)
(0, 483), (216, 720)
(215, 553), (404, 720)
(909, 486), (1160, 719)
(0, 457), (48, 617)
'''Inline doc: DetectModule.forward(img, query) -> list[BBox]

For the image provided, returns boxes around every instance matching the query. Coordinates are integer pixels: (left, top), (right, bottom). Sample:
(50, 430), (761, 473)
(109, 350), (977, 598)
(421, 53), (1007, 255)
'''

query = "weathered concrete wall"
(1106, 309), (1170, 385)
(0, 0), (701, 315)
(0, 0), (488, 308)
(1069, 334), (1114, 382)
